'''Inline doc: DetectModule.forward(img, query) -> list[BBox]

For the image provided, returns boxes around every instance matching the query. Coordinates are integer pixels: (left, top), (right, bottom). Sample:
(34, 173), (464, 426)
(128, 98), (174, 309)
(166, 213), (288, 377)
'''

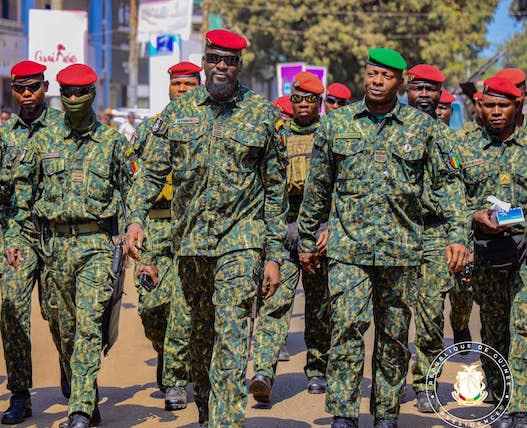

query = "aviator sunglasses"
(325, 96), (348, 106)
(12, 81), (44, 94)
(60, 86), (94, 98)
(205, 53), (241, 67)
(290, 94), (319, 104)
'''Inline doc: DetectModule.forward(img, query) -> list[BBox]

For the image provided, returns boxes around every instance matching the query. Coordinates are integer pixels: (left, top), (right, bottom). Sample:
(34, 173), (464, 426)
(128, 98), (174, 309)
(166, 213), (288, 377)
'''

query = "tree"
(502, 22), (527, 71)
(213, 0), (498, 95)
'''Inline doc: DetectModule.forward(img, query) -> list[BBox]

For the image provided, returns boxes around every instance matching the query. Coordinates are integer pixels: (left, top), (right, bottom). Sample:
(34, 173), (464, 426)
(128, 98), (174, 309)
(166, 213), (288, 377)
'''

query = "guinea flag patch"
(448, 153), (460, 169)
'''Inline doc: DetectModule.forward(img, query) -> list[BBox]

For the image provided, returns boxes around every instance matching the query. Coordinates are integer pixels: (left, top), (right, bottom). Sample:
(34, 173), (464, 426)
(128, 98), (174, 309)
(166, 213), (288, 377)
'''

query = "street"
(0, 268), (483, 427)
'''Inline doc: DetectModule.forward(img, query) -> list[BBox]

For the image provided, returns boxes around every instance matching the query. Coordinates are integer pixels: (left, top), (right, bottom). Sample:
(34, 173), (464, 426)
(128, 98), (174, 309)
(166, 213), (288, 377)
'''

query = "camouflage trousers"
(0, 226), (63, 392)
(135, 217), (190, 388)
(44, 231), (114, 417)
(448, 281), (473, 332)
(326, 261), (418, 420)
(253, 260), (299, 381)
(253, 257), (331, 382)
(412, 247), (453, 392)
(473, 261), (527, 412)
(178, 250), (261, 427)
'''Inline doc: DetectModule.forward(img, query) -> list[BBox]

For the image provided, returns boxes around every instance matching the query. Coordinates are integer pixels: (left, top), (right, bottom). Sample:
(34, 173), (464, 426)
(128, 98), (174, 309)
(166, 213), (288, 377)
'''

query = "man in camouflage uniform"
(457, 76), (527, 428)
(5, 64), (134, 428)
(406, 64), (472, 413)
(131, 61), (201, 411)
(250, 71), (331, 404)
(436, 89), (455, 126)
(0, 60), (66, 425)
(324, 83), (352, 114)
(494, 68), (526, 127)
(125, 29), (288, 428)
(297, 48), (469, 428)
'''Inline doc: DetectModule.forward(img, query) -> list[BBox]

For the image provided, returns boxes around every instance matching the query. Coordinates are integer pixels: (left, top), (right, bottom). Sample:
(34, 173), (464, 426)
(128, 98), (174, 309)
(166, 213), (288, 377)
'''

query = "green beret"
(367, 48), (407, 71)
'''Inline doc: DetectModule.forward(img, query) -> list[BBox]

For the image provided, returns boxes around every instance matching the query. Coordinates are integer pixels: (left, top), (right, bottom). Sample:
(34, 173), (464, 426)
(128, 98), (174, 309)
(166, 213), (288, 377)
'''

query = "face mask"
(61, 93), (95, 130)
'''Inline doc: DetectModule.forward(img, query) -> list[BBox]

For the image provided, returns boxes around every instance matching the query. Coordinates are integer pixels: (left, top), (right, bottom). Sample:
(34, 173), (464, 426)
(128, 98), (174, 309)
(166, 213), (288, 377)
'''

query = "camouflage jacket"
(458, 125), (527, 234)
(457, 120), (482, 139)
(0, 107), (63, 227)
(6, 116), (133, 237)
(126, 84), (289, 259)
(297, 99), (469, 266)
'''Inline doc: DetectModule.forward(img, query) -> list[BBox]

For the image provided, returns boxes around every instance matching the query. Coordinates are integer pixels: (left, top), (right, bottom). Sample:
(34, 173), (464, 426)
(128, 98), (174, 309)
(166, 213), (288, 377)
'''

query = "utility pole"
(128, 0), (139, 107)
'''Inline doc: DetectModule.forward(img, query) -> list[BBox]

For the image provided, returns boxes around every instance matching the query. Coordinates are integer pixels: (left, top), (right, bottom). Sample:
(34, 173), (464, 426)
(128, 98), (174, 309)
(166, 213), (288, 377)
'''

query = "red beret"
(407, 64), (446, 84)
(483, 76), (522, 98)
(327, 82), (352, 100)
(11, 60), (46, 81)
(57, 64), (98, 86)
(293, 72), (324, 95)
(439, 90), (456, 104)
(168, 61), (202, 77)
(206, 29), (247, 51)
(473, 91), (482, 101)
(494, 68), (526, 87)
(272, 95), (293, 117)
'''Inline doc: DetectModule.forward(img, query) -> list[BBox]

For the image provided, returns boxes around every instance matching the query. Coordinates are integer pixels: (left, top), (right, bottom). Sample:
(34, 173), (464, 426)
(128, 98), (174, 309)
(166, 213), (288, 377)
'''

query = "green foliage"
(502, 22), (527, 71)
(214, 0), (498, 95)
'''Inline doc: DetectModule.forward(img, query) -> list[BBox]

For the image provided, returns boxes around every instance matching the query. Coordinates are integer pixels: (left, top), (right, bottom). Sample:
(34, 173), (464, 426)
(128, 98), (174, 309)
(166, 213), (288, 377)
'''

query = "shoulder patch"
(151, 116), (164, 133)
(448, 153), (460, 169)
(275, 118), (284, 132)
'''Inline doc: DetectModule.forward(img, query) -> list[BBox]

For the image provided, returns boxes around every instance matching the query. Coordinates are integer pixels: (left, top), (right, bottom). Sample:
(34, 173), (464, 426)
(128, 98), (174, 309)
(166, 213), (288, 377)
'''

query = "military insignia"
(43, 152), (60, 159)
(275, 119), (284, 131)
(462, 158), (484, 169)
(175, 117), (199, 125)
(124, 146), (135, 158)
(448, 153), (460, 169)
(404, 144), (412, 153)
(71, 170), (84, 182)
(129, 154), (142, 174)
(212, 124), (225, 138)
(500, 174), (511, 185)
(7, 141), (14, 147)
(152, 116), (164, 133)
(374, 150), (386, 163)
(451, 364), (487, 406)
(19, 147), (28, 162)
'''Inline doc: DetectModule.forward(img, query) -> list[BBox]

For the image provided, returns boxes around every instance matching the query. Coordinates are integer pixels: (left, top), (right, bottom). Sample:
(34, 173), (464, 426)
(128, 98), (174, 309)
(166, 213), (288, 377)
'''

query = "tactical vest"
(287, 132), (314, 196)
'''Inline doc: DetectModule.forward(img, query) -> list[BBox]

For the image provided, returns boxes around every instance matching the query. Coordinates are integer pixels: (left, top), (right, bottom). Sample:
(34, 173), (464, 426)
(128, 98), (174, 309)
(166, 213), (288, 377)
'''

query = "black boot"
(1, 390), (31, 425)
(157, 353), (166, 393)
(60, 361), (71, 399)
(59, 412), (90, 428)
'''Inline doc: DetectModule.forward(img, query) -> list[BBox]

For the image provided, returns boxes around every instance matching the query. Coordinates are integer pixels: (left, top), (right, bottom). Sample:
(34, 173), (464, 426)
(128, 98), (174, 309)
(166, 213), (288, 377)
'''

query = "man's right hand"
(299, 252), (320, 275)
(473, 209), (510, 235)
(4, 248), (23, 269)
(124, 223), (144, 261)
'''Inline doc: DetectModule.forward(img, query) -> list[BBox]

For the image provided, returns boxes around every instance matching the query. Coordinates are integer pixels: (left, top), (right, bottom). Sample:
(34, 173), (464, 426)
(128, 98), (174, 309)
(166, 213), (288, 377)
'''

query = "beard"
(415, 102), (438, 118)
(206, 72), (237, 101)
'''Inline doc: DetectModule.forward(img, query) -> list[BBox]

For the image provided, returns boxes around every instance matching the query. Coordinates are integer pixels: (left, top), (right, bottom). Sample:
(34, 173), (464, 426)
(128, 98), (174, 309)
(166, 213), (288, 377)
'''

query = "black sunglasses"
(290, 94), (319, 104)
(205, 53), (241, 67)
(326, 96), (348, 106)
(12, 81), (44, 94)
(60, 86), (94, 98)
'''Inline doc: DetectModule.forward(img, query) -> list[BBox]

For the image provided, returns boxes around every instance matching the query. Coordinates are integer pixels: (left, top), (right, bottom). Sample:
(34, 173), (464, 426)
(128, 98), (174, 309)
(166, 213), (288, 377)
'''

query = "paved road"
(0, 268), (484, 427)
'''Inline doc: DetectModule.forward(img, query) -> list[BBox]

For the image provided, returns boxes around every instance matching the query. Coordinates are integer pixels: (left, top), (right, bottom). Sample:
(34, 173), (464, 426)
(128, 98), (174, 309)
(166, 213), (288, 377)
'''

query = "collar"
(354, 97), (403, 124)
(10, 106), (49, 132)
(481, 125), (525, 150)
(62, 115), (102, 142)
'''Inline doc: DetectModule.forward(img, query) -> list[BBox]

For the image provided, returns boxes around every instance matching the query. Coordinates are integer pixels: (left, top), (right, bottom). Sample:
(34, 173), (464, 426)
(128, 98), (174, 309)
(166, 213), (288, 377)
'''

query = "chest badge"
(374, 150), (386, 163)
(500, 174), (511, 185)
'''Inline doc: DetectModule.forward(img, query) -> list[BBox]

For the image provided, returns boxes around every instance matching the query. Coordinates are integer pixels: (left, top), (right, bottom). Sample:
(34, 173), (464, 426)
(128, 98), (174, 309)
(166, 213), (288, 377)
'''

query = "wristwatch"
(270, 257), (284, 266)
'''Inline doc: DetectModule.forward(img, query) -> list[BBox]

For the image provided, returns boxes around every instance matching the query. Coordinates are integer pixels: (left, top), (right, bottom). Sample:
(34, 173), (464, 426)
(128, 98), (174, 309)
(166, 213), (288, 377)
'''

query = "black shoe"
(307, 376), (327, 394)
(90, 405), (101, 427)
(249, 374), (272, 404)
(453, 328), (472, 355)
(157, 353), (166, 393)
(165, 386), (187, 410)
(331, 416), (358, 428)
(59, 413), (90, 428)
(1, 391), (31, 425)
(415, 391), (439, 413)
(60, 361), (71, 399)
(491, 413), (512, 428)
(374, 419), (398, 428)
(513, 412), (527, 427)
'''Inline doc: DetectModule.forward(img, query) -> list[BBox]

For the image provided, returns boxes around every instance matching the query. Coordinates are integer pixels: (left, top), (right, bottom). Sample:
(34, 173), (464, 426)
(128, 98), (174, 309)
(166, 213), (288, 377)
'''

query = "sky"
(481, 0), (522, 57)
